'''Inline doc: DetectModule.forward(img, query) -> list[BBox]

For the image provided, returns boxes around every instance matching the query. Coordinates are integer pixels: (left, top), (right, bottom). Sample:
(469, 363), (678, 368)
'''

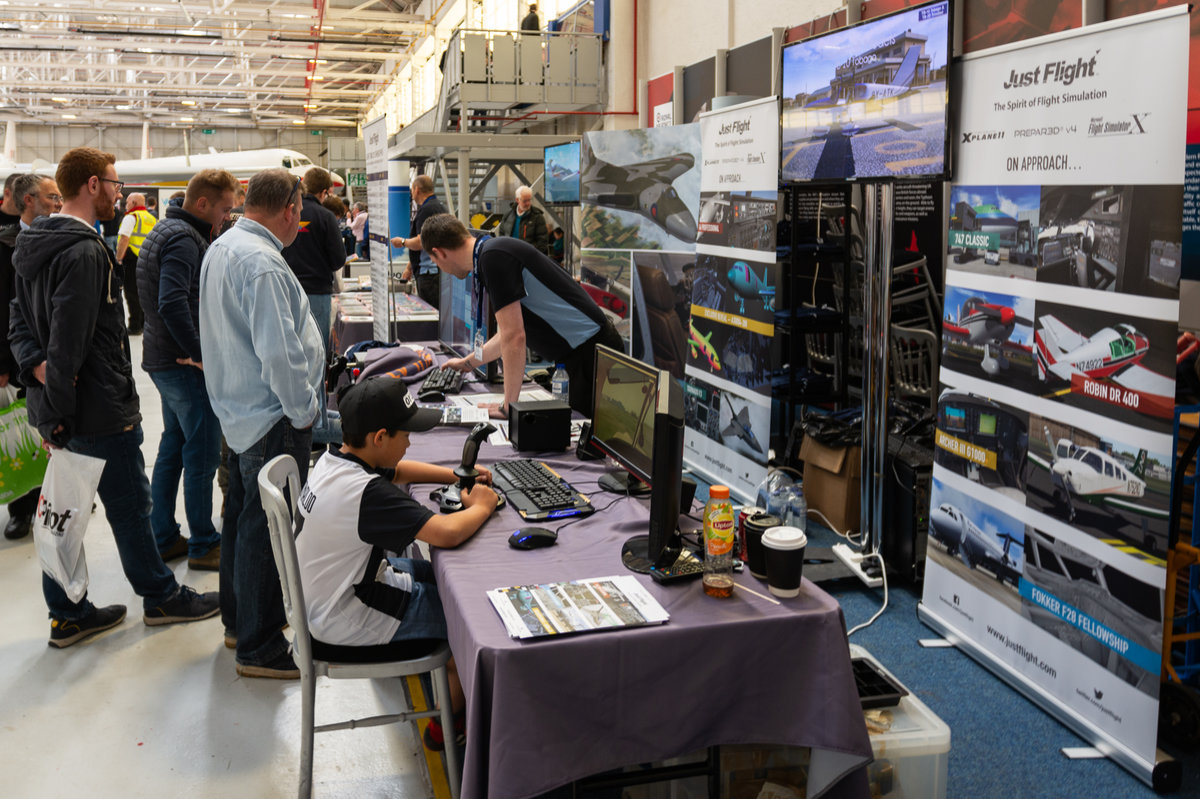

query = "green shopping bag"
(0, 385), (48, 504)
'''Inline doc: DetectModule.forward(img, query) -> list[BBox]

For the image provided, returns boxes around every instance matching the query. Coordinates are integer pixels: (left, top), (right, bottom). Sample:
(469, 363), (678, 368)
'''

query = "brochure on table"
(488, 575), (670, 639)
(919, 6), (1187, 774)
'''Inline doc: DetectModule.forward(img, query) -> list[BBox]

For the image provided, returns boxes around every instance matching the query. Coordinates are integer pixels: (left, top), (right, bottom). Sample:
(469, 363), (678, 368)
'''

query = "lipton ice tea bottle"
(703, 485), (735, 598)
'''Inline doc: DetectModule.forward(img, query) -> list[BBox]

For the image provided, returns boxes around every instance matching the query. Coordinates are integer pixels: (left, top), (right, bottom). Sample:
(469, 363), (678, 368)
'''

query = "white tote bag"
(33, 449), (106, 603)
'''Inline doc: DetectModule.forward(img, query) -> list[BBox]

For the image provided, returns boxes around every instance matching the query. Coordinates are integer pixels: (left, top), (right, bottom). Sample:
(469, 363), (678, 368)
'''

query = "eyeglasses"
(41, 193), (63, 202)
(98, 178), (125, 190)
(294, 177), (303, 199)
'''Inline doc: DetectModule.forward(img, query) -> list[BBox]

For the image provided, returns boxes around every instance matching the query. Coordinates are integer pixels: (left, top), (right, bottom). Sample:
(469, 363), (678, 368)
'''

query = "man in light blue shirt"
(200, 168), (324, 679)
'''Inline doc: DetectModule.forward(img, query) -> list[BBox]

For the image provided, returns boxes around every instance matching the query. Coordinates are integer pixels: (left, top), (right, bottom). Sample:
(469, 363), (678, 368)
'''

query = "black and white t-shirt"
(295, 450), (434, 646)
(477, 236), (606, 362)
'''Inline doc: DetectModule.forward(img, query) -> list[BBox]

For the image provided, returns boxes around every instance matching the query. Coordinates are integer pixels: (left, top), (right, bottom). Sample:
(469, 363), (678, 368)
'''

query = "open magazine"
(487, 575), (669, 639)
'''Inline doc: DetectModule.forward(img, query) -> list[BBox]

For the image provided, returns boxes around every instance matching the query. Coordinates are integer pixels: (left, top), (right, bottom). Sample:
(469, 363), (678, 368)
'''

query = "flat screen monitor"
(543, 140), (581, 205)
(591, 344), (687, 573)
(437, 248), (498, 383)
(780, 0), (951, 183)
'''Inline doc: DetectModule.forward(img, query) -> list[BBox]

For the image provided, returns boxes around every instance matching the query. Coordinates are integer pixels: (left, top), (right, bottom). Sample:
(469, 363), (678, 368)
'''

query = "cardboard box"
(799, 437), (861, 534)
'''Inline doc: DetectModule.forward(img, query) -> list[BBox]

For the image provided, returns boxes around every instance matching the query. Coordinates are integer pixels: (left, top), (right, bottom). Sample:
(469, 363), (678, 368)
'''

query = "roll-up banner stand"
(918, 7), (1188, 790)
(685, 96), (780, 502)
(363, 115), (391, 343)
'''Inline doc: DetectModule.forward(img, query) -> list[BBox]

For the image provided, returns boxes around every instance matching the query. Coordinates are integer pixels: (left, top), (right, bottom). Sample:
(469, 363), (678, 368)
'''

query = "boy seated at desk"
(295, 374), (499, 750)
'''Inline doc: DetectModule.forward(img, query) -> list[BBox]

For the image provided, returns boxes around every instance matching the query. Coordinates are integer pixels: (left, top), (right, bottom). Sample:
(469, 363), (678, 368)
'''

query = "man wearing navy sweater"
(136, 169), (239, 570)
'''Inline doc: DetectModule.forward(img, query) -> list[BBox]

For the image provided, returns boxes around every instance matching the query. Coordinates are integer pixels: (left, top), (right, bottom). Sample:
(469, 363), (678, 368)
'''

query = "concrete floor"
(0, 335), (434, 798)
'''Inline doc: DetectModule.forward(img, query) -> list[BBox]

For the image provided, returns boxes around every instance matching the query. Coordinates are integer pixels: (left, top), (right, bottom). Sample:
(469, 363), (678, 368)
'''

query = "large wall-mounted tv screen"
(544, 140), (582, 205)
(780, 0), (951, 183)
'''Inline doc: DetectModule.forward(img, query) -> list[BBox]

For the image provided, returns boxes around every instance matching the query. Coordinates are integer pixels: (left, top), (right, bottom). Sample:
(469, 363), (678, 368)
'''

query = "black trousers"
(562, 318), (623, 417)
(415, 272), (440, 309)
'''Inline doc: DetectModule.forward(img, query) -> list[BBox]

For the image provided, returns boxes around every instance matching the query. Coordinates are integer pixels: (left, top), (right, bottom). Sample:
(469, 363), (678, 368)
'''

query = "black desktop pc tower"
(881, 433), (932, 584)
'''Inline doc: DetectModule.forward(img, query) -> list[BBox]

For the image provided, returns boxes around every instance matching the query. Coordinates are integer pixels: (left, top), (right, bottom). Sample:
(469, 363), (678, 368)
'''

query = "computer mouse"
(417, 389), (445, 403)
(509, 527), (558, 550)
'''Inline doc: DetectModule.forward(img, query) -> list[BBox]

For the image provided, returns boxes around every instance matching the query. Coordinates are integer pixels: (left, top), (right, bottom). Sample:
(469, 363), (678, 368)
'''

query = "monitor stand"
(621, 532), (695, 574)
(599, 469), (652, 495)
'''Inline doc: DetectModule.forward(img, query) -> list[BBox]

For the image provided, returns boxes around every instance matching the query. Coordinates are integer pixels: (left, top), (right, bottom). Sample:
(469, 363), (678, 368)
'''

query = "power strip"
(832, 543), (883, 588)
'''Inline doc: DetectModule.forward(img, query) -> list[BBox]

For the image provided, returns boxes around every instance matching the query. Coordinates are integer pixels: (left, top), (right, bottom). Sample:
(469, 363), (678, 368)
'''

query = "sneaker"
(158, 535), (189, 562)
(188, 543), (220, 572)
(49, 604), (127, 648)
(235, 651), (300, 680)
(421, 713), (466, 752)
(4, 513), (32, 540)
(143, 585), (220, 627)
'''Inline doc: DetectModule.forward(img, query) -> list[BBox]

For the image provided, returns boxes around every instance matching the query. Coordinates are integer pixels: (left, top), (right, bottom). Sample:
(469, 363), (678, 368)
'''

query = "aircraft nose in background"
(664, 209), (697, 242)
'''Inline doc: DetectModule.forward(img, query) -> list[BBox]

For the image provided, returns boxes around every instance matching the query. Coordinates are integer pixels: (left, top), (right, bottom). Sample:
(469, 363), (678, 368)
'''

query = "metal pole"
(874, 183), (894, 557)
(861, 184), (877, 550)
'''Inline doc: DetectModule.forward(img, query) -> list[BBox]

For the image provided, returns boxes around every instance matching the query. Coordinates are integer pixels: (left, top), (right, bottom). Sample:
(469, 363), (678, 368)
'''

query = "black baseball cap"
(338, 376), (442, 438)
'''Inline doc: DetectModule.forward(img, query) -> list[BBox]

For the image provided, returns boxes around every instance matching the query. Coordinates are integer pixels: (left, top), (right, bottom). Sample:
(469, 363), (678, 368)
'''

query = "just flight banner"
(684, 96), (780, 502)
(363, 115), (391, 342)
(953, 8), (1187, 187)
(920, 6), (1188, 788)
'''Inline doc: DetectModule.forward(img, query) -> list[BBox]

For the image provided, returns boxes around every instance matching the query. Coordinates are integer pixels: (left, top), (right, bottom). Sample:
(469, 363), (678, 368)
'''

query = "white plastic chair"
(257, 454), (461, 799)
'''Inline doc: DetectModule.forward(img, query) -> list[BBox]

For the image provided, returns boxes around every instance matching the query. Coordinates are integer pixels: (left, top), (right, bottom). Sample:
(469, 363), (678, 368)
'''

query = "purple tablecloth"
(407, 425), (872, 799)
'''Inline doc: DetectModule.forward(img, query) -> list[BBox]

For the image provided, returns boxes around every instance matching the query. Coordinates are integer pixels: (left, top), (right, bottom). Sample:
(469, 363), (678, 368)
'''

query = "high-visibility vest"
(127, 209), (157, 257)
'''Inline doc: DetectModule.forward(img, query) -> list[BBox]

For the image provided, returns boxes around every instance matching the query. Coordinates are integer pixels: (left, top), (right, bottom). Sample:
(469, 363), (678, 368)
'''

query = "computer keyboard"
(492, 459), (594, 521)
(423, 366), (464, 395)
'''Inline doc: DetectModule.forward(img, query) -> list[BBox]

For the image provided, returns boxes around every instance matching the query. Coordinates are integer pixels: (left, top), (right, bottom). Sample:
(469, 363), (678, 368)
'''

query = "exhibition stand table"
(330, 291), (438, 354)
(405, 417), (872, 798)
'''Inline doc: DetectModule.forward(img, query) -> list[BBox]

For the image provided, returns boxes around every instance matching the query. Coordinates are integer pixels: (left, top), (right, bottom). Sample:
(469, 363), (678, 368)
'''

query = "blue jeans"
(385, 557), (448, 641)
(43, 426), (179, 620)
(221, 416), (312, 666)
(149, 367), (222, 557)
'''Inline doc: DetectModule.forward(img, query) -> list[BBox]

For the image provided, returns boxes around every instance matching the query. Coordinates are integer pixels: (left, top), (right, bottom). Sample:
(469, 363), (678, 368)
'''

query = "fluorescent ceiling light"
(292, 119), (305, 125)
(52, 96), (69, 102)
(62, 113), (76, 119)
(181, 116), (193, 122)
(181, 99), (196, 105)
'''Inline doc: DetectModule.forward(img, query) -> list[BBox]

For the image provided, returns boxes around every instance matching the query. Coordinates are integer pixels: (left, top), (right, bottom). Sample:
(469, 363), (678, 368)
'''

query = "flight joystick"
(430, 422), (506, 513)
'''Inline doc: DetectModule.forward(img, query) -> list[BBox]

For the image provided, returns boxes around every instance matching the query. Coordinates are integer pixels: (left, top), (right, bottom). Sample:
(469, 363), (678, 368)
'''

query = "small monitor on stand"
(591, 344), (687, 573)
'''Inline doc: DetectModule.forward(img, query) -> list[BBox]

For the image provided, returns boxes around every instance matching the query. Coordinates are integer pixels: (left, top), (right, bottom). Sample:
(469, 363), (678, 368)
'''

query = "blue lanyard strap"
(472, 235), (491, 332)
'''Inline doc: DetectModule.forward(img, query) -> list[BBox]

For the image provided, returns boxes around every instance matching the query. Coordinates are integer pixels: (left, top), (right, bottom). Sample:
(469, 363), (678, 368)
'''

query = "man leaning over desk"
(420, 213), (621, 419)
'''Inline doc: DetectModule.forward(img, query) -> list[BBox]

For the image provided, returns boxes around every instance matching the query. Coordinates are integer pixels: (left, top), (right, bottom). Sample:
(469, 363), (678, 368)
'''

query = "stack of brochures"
(487, 575), (669, 639)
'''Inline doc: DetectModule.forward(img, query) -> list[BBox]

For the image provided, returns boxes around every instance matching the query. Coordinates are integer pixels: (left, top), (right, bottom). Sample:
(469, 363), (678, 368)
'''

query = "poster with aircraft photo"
(922, 7), (1189, 769)
(682, 96), (780, 501)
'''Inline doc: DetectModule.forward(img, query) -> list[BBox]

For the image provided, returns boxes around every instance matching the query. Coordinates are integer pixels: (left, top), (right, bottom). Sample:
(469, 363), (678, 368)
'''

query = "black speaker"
(882, 433), (932, 584)
(575, 421), (605, 460)
(509, 399), (572, 452)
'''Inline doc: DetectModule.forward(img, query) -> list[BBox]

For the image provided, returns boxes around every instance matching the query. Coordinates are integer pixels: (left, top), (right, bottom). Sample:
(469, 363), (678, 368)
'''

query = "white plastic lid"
(763, 525), (807, 550)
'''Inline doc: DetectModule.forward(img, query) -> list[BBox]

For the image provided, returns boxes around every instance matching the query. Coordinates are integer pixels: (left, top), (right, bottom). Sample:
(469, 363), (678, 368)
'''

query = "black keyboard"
(423, 366), (464, 395)
(492, 459), (594, 521)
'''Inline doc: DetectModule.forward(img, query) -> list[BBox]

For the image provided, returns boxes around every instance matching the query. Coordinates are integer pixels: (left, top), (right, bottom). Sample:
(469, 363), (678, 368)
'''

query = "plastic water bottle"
(787, 482), (808, 533)
(551, 363), (569, 402)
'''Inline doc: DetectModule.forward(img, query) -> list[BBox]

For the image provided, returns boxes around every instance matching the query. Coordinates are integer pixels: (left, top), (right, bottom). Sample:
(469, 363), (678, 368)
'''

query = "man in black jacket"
(8, 147), (219, 648)
(1, 173), (62, 541)
(136, 169), (238, 572)
(280, 166), (344, 445)
(497, 185), (550, 256)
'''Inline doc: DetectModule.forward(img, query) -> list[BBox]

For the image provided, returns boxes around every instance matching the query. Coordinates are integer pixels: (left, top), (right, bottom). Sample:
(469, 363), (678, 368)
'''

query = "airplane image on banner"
(943, 296), (1032, 375)
(582, 152), (697, 242)
(725, 261), (775, 315)
(929, 502), (1022, 587)
(1035, 315), (1173, 413)
(688, 321), (721, 371)
(720, 395), (764, 454)
(1026, 426), (1168, 526)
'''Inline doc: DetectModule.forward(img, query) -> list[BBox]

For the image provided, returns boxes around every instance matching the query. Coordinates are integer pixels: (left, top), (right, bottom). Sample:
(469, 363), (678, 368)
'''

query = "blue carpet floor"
(813, 523), (1200, 798)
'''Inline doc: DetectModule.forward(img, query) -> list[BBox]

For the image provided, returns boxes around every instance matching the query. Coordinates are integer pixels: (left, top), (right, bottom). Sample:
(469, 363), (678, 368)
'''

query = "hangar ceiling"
(0, 0), (426, 129)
